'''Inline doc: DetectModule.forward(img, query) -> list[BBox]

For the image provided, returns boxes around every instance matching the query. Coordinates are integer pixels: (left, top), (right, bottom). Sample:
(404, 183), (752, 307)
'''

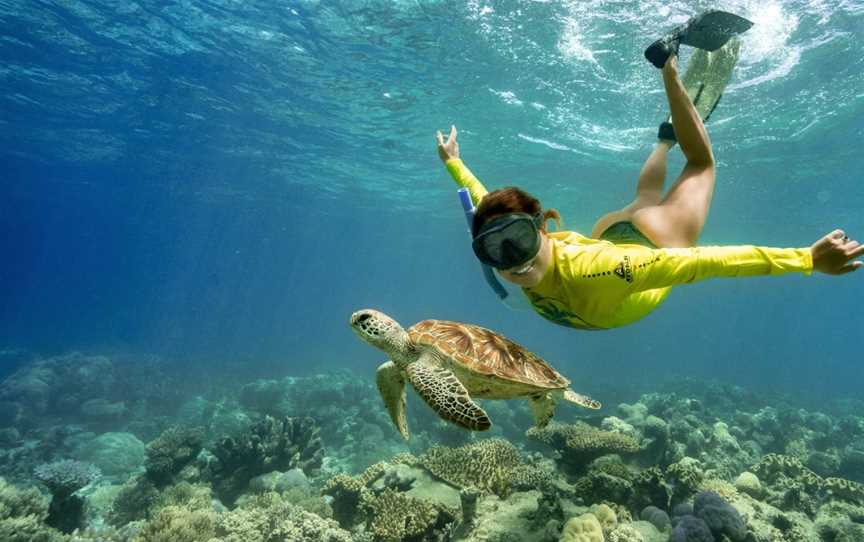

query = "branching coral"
(322, 462), (388, 526)
(134, 505), (216, 542)
(210, 416), (323, 505)
(209, 492), (354, 542)
(106, 475), (160, 526)
(144, 427), (205, 486)
(0, 477), (66, 542)
(665, 458), (705, 501)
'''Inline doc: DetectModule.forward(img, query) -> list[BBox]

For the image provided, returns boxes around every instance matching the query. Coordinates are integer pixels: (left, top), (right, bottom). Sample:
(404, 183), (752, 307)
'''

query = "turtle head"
(350, 309), (408, 354)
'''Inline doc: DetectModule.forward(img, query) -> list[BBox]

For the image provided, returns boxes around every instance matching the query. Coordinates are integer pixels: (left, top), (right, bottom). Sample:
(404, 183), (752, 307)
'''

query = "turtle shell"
(408, 320), (569, 389)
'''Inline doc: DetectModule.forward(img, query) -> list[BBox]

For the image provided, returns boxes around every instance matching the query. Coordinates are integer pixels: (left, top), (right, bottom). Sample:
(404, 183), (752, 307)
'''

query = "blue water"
(1, 0), (862, 399)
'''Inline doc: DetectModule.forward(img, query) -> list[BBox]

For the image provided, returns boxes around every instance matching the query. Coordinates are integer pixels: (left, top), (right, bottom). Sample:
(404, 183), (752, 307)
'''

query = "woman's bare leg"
(631, 55), (717, 248)
(590, 140), (674, 238)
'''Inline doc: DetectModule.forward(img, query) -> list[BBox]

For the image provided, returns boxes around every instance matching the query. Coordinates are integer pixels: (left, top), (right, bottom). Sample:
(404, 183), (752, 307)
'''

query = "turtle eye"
(355, 313), (372, 326)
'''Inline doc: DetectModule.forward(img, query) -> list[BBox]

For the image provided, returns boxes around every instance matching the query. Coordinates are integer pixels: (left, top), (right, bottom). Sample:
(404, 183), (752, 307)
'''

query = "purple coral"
(671, 516), (714, 542)
(641, 505), (671, 531)
(694, 491), (747, 541)
(34, 459), (100, 498)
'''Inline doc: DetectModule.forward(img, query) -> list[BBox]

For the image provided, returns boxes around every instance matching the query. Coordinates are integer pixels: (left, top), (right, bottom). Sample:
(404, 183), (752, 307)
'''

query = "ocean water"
(1, 0), (864, 540)
(3, 0), (862, 393)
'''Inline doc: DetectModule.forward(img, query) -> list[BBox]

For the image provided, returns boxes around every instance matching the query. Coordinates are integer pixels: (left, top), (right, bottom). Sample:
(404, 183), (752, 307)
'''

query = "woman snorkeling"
(436, 54), (862, 331)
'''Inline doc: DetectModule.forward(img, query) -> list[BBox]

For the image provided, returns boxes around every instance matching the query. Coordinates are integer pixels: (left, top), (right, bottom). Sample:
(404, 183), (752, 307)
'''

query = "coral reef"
(8, 354), (864, 542)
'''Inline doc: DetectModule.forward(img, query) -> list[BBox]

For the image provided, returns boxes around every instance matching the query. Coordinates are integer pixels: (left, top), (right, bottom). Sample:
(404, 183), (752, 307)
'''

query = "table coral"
(527, 422), (640, 472)
(420, 438), (525, 497)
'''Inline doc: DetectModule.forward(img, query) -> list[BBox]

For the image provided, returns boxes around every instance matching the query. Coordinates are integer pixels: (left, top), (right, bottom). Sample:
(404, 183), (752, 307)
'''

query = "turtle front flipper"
(406, 360), (491, 432)
(376, 361), (409, 440)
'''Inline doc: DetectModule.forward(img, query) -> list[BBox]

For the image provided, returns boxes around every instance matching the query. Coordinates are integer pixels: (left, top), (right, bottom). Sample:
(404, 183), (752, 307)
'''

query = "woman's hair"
(472, 187), (561, 236)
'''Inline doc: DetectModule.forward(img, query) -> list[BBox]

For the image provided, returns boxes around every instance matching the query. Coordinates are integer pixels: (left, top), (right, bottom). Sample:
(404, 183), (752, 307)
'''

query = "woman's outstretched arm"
(436, 125), (488, 204)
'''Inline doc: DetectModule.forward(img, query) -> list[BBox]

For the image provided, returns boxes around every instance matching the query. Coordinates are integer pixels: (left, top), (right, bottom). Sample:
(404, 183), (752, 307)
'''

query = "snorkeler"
(435, 31), (862, 331)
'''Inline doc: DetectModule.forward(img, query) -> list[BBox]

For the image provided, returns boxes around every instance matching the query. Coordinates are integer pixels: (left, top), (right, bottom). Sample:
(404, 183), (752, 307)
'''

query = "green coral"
(360, 488), (440, 541)
(133, 505), (215, 542)
(420, 439), (524, 497)
(0, 478), (67, 542)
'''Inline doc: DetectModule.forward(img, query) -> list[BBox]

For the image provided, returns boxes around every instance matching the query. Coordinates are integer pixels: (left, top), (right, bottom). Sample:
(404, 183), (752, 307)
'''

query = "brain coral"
(560, 513), (604, 542)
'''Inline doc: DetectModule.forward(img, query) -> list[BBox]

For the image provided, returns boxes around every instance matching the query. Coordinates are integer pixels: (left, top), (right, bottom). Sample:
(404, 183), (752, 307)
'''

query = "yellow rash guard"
(445, 158), (813, 330)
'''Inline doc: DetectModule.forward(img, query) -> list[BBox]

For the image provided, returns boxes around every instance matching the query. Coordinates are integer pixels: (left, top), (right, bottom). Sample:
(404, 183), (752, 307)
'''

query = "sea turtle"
(350, 309), (601, 440)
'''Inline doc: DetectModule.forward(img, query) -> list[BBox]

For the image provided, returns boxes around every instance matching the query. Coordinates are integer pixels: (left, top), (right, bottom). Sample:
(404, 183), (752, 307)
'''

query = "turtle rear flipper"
(563, 389), (602, 409)
(406, 359), (492, 431)
(376, 361), (409, 440)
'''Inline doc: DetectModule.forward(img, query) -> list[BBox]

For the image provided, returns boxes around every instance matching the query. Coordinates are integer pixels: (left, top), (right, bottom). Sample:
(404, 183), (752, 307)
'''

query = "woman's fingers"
(838, 261), (863, 274)
(436, 130), (445, 146)
(847, 242), (864, 258)
(449, 125), (457, 143)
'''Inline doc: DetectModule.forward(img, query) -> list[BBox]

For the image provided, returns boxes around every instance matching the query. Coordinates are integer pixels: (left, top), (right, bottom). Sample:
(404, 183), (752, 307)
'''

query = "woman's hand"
(436, 125), (459, 163)
(811, 230), (864, 275)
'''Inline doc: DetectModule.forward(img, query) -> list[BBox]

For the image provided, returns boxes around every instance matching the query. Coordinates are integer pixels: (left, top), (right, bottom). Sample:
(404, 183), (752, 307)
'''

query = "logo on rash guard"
(614, 256), (633, 283)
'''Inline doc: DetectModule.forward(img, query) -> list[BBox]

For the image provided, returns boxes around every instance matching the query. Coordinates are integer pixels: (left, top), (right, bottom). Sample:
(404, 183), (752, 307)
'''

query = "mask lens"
(473, 215), (540, 268)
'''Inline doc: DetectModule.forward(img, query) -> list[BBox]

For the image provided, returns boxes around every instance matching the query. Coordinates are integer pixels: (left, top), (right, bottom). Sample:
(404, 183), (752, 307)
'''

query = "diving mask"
(471, 212), (543, 270)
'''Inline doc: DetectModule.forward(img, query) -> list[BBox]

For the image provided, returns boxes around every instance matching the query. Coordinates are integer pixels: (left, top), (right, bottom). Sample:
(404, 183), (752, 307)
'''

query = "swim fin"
(657, 37), (741, 142)
(645, 10), (753, 69)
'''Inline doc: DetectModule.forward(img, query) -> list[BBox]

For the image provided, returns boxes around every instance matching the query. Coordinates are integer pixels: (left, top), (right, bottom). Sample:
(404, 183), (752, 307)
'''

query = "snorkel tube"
(457, 188), (509, 300)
